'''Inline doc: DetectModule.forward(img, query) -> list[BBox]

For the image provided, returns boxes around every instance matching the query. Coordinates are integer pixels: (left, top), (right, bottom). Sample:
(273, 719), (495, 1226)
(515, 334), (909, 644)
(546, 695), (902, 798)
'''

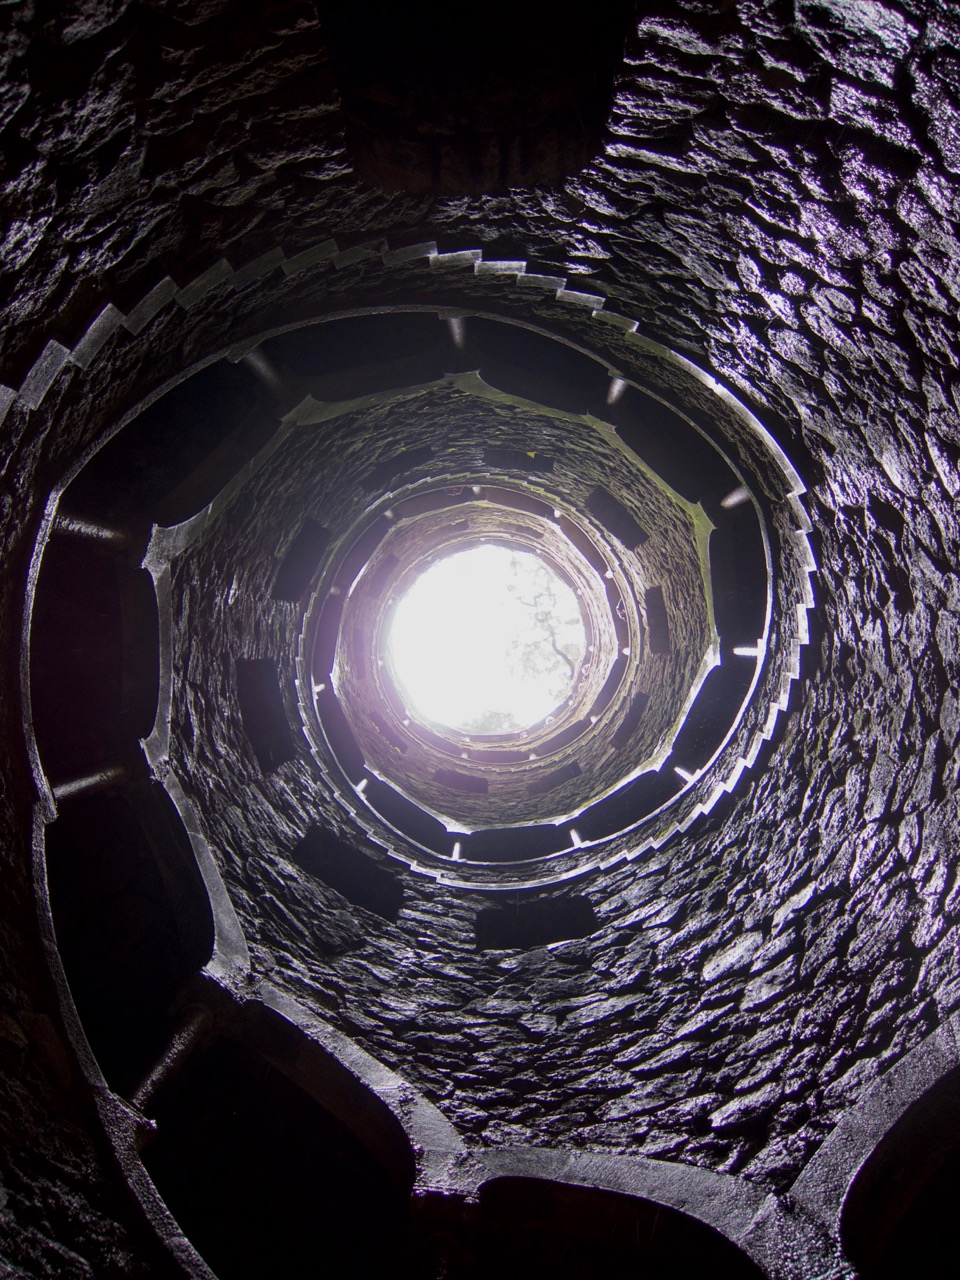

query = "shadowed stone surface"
(1, 1), (959, 1275)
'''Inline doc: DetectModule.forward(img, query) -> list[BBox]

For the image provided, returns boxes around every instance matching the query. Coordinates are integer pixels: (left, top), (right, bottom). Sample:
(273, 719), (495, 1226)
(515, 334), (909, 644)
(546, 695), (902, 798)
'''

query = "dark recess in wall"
(612, 692), (650, 750)
(475, 896), (598, 950)
(670, 659), (756, 771)
(435, 768), (490, 795)
(527, 760), (582, 796)
(363, 445), (436, 493)
(643, 585), (670, 654)
(141, 1037), (408, 1280)
(577, 767), (682, 841)
(235, 657), (297, 773)
(483, 444), (554, 473)
(313, 592), (346, 675)
(261, 311), (446, 378)
(463, 823), (569, 862)
(841, 1064), (960, 1278)
(866, 1146), (960, 1279)
(610, 387), (740, 513)
(475, 1177), (766, 1278)
(289, 826), (403, 922)
(65, 360), (273, 526)
(315, 684), (366, 782)
(363, 777), (451, 853)
(271, 518), (332, 602)
(46, 785), (213, 1097)
(586, 487), (648, 549)
(336, 515), (392, 584)
(472, 315), (612, 415)
(319, 0), (635, 193)
(709, 503), (767, 647)
(30, 538), (159, 784)
(363, 551), (400, 598)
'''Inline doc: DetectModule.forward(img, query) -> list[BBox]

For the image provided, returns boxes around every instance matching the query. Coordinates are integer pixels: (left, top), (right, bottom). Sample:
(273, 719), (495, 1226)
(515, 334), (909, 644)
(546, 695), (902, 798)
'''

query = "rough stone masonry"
(1, 1), (959, 1275)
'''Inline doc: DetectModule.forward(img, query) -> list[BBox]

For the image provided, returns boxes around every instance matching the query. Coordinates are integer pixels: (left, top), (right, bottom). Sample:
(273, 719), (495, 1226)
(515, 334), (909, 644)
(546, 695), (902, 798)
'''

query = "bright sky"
(386, 544), (586, 735)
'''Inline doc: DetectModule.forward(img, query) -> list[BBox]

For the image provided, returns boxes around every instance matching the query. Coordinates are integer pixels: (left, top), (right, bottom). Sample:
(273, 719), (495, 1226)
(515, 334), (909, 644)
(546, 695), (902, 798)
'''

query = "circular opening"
(386, 543), (586, 735)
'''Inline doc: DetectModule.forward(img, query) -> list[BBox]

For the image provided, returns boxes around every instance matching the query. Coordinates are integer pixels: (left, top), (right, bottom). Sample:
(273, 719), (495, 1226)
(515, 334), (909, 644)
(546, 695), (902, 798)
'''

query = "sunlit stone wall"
(1, 0), (959, 1272)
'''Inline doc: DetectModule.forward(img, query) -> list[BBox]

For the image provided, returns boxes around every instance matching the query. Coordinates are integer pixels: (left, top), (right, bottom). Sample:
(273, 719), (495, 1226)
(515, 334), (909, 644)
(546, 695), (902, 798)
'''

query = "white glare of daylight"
(240, 347), (283, 394)
(387, 544), (586, 734)
(721, 485), (750, 509)
(606, 376), (627, 404)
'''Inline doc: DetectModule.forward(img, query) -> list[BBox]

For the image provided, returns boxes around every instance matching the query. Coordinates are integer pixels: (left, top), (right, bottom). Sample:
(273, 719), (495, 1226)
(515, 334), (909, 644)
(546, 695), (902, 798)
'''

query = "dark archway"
(462, 1177), (766, 1279)
(841, 1064), (960, 1277)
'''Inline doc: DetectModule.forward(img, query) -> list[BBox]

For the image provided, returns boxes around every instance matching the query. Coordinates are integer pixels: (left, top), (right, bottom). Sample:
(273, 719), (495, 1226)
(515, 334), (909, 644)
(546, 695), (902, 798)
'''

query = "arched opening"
(841, 1064), (960, 1277)
(441, 1177), (767, 1279)
(45, 782), (214, 1097)
(141, 1037), (409, 1279)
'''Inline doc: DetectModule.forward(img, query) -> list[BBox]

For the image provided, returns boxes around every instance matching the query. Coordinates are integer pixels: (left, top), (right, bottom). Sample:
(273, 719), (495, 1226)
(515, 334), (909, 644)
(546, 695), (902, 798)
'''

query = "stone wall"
(1, 0), (959, 1274)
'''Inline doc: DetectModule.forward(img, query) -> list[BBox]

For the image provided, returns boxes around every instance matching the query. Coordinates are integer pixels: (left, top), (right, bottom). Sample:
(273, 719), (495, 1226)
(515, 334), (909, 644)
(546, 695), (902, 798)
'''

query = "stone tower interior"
(1, 2), (960, 1277)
